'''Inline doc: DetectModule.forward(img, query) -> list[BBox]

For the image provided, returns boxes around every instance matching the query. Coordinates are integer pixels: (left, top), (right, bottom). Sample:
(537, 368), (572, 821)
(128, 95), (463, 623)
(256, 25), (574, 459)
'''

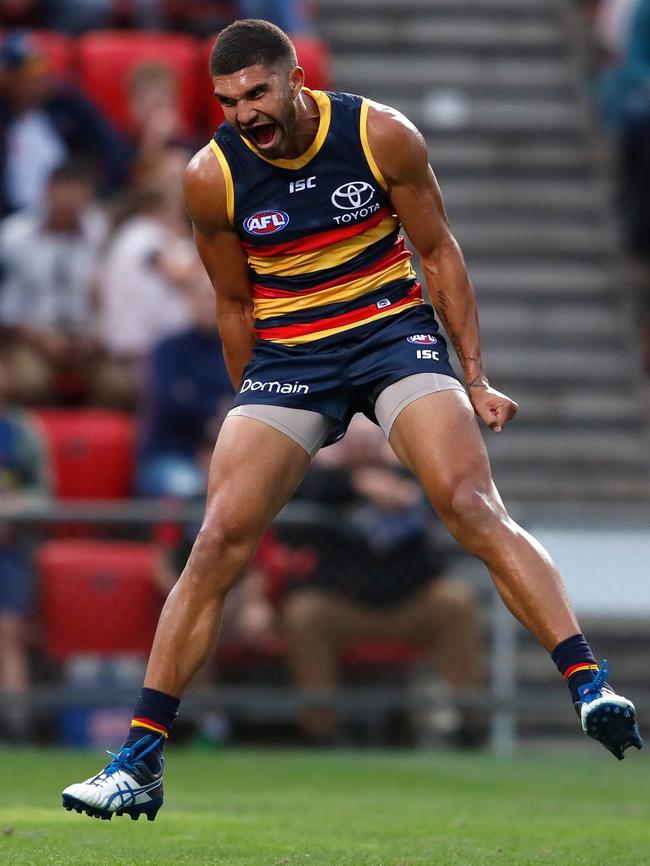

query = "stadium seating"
(37, 540), (162, 660)
(292, 36), (331, 92)
(32, 409), (136, 500)
(218, 533), (423, 677)
(32, 30), (74, 79)
(76, 30), (199, 134)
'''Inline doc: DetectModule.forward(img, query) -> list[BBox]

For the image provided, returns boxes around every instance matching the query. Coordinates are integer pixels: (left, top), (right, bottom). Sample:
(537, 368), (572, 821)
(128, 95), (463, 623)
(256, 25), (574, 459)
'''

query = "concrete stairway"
(316, 0), (650, 501)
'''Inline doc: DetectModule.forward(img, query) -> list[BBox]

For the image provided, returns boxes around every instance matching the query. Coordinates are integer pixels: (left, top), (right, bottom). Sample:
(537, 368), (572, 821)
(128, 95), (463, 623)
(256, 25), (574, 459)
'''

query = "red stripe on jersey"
(256, 282), (423, 341)
(252, 239), (412, 300)
(242, 206), (392, 257)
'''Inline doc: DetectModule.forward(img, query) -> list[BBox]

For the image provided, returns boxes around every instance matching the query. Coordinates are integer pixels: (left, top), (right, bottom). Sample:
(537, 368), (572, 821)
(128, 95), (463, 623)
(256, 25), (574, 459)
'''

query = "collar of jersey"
(239, 88), (331, 170)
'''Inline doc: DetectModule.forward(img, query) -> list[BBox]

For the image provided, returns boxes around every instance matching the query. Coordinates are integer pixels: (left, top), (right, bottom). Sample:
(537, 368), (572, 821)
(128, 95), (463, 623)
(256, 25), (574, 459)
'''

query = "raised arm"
(183, 145), (255, 388)
(366, 103), (517, 432)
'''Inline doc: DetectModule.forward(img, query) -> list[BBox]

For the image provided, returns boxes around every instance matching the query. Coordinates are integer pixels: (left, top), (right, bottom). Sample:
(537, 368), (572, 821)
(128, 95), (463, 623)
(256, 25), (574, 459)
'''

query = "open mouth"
(247, 122), (278, 150)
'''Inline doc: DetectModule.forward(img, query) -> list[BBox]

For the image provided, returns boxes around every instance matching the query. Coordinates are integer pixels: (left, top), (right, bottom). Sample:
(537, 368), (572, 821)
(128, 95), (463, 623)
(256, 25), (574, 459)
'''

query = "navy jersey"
(211, 89), (424, 346)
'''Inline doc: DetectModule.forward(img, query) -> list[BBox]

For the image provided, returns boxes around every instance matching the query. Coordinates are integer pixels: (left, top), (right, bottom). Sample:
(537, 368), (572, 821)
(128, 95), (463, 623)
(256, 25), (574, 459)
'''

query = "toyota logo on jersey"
(407, 334), (438, 345)
(244, 210), (290, 235)
(331, 181), (375, 210)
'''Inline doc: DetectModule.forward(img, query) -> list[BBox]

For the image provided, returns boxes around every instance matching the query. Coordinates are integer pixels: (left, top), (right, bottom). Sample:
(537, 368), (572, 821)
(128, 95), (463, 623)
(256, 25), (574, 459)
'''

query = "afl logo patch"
(331, 181), (375, 211)
(407, 334), (438, 345)
(244, 210), (290, 235)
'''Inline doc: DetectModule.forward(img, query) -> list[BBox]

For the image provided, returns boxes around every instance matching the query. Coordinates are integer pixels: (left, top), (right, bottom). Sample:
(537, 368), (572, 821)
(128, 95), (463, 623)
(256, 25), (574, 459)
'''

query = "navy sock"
(551, 633), (600, 710)
(123, 687), (180, 773)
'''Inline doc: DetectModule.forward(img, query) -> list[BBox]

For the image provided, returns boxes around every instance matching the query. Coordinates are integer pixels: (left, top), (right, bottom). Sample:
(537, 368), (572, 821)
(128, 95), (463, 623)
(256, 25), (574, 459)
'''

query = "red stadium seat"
(38, 540), (162, 661)
(291, 36), (331, 92)
(76, 31), (199, 135)
(32, 409), (135, 500)
(32, 31), (74, 80)
(200, 35), (331, 136)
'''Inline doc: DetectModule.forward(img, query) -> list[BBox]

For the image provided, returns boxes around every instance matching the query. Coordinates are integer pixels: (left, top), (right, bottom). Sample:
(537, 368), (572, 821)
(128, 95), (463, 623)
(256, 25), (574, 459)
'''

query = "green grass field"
(0, 746), (647, 866)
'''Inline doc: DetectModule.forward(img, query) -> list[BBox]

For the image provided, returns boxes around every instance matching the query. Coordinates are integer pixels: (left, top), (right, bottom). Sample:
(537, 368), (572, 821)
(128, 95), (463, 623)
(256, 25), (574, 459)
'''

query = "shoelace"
(582, 659), (610, 699)
(94, 734), (162, 781)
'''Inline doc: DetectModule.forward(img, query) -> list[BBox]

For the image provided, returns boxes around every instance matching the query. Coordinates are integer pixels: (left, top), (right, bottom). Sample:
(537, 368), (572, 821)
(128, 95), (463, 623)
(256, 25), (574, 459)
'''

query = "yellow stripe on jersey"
(254, 256), (415, 320)
(209, 139), (235, 226)
(247, 214), (399, 277)
(239, 89), (332, 170)
(360, 99), (388, 191)
(265, 299), (424, 345)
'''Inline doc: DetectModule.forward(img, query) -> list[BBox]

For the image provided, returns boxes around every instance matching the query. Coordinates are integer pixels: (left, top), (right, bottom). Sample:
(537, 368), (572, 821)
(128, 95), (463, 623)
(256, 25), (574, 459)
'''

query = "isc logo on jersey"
(407, 334), (438, 345)
(244, 210), (290, 235)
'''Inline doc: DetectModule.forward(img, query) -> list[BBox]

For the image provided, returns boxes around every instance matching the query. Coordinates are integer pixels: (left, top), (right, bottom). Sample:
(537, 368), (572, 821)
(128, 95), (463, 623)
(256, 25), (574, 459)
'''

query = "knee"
(282, 591), (330, 637)
(184, 516), (260, 594)
(428, 579), (477, 619)
(440, 478), (509, 550)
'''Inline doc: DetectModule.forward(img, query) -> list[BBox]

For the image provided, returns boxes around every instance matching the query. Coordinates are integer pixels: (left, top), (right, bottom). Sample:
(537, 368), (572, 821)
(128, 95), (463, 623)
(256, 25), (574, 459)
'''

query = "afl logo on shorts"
(244, 210), (290, 235)
(331, 181), (375, 210)
(407, 334), (438, 345)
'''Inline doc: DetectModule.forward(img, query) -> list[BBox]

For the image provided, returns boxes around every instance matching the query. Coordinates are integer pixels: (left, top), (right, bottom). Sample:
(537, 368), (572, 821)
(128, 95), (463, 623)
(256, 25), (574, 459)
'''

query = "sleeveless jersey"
(211, 89), (424, 346)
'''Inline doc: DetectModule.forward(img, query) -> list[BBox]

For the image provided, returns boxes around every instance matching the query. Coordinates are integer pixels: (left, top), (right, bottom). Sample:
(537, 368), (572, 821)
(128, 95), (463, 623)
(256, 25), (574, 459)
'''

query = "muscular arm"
(183, 145), (255, 388)
(367, 103), (517, 431)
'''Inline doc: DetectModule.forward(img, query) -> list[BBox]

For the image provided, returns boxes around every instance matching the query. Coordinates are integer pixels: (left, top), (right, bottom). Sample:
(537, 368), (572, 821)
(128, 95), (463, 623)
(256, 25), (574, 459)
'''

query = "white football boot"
(62, 734), (164, 821)
(578, 660), (644, 760)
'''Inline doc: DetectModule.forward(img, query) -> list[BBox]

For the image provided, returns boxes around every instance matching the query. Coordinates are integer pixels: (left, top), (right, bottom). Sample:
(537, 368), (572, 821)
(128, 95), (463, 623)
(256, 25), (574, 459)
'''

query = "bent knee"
(441, 478), (506, 533)
(427, 578), (477, 615)
(183, 520), (260, 594)
(282, 590), (334, 634)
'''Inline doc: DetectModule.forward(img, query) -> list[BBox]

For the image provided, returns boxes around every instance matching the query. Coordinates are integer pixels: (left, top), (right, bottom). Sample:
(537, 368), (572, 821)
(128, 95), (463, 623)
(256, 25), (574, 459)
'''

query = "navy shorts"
(233, 305), (460, 445)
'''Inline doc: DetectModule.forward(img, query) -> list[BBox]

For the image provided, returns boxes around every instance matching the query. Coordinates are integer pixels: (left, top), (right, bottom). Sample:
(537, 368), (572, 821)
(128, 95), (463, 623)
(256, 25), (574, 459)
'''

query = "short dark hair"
(209, 19), (297, 77)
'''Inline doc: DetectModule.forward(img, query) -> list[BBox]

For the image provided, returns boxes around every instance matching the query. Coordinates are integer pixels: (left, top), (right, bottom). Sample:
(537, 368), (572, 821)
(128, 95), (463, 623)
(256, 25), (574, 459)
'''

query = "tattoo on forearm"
(467, 373), (488, 390)
(432, 287), (486, 386)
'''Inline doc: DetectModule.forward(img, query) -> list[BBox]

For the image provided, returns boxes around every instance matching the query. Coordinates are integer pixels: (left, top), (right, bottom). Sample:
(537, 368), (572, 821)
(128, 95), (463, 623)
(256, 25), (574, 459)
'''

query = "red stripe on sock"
(131, 717), (169, 735)
(563, 663), (598, 681)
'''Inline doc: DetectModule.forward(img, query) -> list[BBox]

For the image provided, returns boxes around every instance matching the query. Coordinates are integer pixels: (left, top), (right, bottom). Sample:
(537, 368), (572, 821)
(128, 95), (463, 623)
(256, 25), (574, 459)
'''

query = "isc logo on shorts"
(407, 334), (438, 345)
(244, 210), (290, 235)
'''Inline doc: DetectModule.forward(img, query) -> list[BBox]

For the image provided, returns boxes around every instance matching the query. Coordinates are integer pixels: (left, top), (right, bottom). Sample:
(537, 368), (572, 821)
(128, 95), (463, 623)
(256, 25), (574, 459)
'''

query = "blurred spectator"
(0, 347), (50, 741)
(279, 417), (485, 747)
(40, 0), (113, 33)
(594, 0), (638, 58)
(96, 146), (195, 406)
(162, 1), (234, 36)
(238, 1), (310, 33)
(127, 62), (198, 183)
(0, 161), (110, 405)
(137, 276), (233, 498)
(615, 0), (650, 260)
(0, 0), (45, 28)
(0, 31), (129, 216)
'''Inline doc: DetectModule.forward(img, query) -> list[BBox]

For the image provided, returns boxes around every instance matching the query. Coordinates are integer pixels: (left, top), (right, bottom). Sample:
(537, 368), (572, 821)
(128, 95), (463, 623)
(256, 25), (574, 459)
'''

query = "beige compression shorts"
(226, 372), (465, 458)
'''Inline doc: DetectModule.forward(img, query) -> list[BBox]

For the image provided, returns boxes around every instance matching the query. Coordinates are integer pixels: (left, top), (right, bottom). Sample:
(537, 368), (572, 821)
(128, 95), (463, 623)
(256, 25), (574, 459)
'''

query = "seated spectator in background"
(616, 0), (650, 261)
(0, 31), (129, 217)
(279, 416), (485, 747)
(238, 0), (310, 33)
(0, 347), (51, 741)
(161, 1), (236, 36)
(127, 62), (197, 184)
(137, 276), (233, 498)
(0, 0), (46, 29)
(41, 0), (113, 33)
(0, 161), (109, 405)
(96, 146), (196, 407)
(594, 0), (638, 60)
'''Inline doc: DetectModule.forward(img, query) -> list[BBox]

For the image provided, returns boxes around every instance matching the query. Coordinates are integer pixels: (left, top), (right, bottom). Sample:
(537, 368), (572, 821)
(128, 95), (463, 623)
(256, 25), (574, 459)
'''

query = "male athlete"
(62, 20), (643, 822)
